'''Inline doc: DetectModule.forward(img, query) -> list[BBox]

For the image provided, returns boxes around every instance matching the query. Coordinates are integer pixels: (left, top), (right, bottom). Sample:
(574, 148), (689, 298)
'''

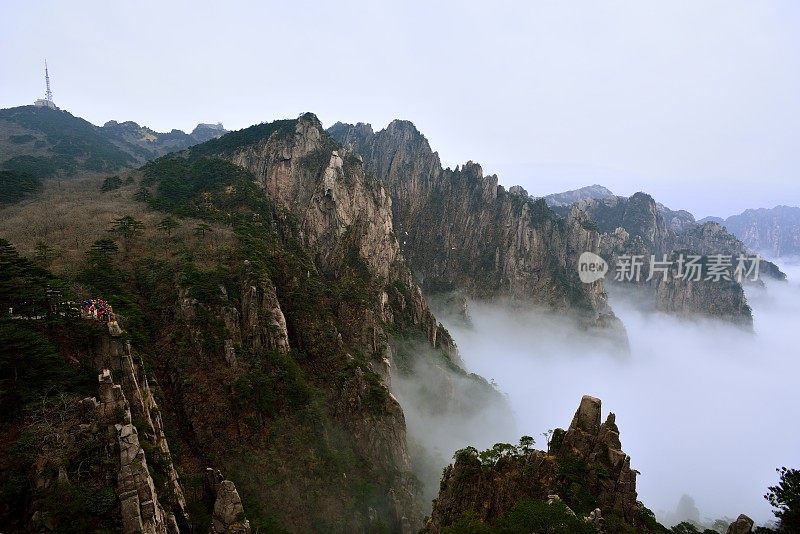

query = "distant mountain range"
(543, 183), (800, 258)
(0, 105), (226, 181)
(699, 206), (800, 257)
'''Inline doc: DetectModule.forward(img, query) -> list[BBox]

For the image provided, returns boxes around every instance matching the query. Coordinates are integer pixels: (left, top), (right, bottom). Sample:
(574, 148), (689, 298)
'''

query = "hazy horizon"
(3, 0), (800, 217)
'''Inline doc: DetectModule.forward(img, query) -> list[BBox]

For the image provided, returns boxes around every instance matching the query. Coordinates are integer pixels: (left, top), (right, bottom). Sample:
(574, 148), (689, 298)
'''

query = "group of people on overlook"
(80, 298), (114, 322)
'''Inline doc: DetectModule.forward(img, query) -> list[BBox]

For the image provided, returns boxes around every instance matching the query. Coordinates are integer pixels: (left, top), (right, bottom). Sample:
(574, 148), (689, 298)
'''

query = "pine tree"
(34, 241), (56, 268)
(109, 215), (144, 253)
(157, 217), (180, 237)
(766, 467), (800, 530)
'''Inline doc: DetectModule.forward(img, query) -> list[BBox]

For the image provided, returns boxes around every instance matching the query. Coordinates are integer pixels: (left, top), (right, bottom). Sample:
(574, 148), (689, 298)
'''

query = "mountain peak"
(544, 184), (615, 207)
(385, 118), (420, 134)
(297, 111), (322, 128)
(189, 122), (227, 143)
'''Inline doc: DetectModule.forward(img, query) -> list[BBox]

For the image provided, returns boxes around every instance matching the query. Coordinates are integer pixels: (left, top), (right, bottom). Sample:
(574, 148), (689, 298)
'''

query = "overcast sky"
(2, 0), (799, 217)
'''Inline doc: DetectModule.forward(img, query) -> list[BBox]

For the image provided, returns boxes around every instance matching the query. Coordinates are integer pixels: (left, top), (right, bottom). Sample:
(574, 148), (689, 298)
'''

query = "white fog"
(438, 258), (800, 526)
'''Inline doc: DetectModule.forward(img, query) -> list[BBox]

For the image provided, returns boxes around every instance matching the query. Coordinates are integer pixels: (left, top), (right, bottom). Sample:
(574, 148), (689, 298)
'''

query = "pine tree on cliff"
(766, 467), (800, 531)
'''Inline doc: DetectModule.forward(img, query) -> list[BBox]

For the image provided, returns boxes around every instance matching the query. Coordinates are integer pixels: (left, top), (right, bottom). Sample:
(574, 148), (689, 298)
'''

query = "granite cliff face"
(95, 325), (189, 530)
(425, 395), (660, 533)
(13, 317), (254, 534)
(328, 121), (622, 334)
(219, 114), (464, 371)
(227, 116), (403, 282)
(650, 269), (753, 326)
(129, 114), (514, 531)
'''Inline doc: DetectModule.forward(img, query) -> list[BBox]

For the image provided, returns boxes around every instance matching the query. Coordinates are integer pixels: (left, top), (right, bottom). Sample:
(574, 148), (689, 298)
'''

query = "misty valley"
(433, 258), (800, 528)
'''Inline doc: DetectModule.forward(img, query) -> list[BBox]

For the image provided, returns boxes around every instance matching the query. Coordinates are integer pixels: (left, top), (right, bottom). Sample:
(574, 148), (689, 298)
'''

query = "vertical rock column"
(94, 325), (188, 529)
(94, 369), (178, 534)
(205, 468), (251, 534)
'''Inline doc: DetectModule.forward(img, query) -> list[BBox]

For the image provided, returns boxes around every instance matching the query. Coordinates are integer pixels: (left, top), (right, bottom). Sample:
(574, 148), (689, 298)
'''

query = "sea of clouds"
(438, 257), (800, 526)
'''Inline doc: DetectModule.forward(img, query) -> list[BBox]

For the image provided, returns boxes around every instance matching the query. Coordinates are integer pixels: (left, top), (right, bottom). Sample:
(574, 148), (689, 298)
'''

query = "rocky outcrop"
(117, 421), (172, 534)
(328, 120), (623, 332)
(424, 395), (653, 533)
(178, 275), (290, 364)
(726, 514), (754, 534)
(191, 122), (228, 143)
(79, 323), (189, 533)
(98, 328), (187, 515)
(652, 265), (753, 325)
(210, 480), (250, 534)
(87, 369), (178, 534)
(204, 469), (251, 534)
(552, 396), (639, 523)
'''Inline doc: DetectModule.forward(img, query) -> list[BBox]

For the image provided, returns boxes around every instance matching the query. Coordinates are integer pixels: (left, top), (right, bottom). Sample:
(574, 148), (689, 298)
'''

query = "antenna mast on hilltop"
(34, 60), (58, 109)
(45, 60), (53, 102)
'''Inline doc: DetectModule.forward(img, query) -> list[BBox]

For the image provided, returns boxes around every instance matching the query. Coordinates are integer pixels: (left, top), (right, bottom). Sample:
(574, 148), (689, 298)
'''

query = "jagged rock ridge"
(328, 120), (624, 335)
(82, 322), (251, 534)
(132, 113), (513, 531)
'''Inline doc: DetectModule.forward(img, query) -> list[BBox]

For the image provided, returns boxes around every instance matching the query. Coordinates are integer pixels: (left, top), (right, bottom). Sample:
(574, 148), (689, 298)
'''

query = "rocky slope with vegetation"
(101, 119), (227, 161)
(0, 106), (225, 205)
(0, 113), (510, 532)
(422, 396), (773, 534)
